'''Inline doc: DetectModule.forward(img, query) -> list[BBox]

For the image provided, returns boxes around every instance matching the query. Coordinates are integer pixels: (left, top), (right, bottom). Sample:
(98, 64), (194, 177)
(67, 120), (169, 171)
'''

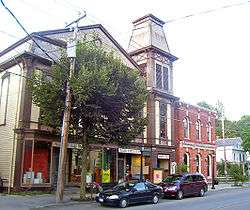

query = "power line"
(167, 0), (250, 23)
(0, 0), (62, 65)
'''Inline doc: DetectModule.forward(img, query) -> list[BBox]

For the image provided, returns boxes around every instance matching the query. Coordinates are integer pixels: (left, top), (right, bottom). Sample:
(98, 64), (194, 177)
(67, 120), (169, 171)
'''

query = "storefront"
(21, 140), (52, 187)
(117, 148), (150, 182)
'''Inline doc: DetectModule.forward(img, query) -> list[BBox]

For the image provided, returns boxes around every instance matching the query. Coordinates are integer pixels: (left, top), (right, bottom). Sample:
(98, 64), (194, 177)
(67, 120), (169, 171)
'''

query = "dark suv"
(159, 173), (208, 199)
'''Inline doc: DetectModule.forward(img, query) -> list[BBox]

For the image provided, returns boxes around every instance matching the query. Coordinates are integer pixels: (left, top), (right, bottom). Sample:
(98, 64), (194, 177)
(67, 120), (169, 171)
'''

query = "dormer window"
(155, 63), (169, 91)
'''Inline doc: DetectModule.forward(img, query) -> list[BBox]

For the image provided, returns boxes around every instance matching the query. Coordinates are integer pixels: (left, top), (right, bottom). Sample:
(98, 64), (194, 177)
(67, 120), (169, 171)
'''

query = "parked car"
(96, 180), (163, 208)
(159, 173), (208, 200)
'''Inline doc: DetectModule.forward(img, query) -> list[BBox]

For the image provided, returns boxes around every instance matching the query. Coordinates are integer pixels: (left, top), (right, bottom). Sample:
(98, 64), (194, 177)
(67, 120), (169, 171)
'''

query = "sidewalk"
(1, 183), (249, 210)
(208, 182), (250, 191)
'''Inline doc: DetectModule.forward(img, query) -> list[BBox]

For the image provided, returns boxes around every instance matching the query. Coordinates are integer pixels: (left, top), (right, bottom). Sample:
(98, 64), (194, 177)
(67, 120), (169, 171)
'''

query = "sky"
(0, 0), (250, 120)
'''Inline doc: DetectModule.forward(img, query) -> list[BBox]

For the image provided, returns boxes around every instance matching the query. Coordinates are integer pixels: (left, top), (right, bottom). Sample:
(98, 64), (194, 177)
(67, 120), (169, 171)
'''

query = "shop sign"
(157, 154), (170, 159)
(102, 169), (110, 183)
(153, 169), (163, 184)
(52, 142), (81, 149)
(118, 148), (141, 154)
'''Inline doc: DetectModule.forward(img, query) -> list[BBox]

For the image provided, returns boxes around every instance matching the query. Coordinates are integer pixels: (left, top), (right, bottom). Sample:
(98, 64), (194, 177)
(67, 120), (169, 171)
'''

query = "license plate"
(99, 198), (104, 202)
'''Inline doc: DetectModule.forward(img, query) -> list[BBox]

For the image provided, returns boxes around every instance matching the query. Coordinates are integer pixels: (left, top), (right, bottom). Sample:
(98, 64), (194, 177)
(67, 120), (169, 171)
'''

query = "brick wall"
(175, 102), (217, 180)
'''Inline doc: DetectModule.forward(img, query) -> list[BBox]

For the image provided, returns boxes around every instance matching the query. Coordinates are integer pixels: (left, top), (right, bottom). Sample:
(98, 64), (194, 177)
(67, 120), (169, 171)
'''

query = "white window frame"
(183, 117), (190, 139)
(184, 153), (190, 172)
(0, 74), (10, 125)
(155, 61), (170, 91)
(195, 120), (201, 140)
(207, 123), (212, 142)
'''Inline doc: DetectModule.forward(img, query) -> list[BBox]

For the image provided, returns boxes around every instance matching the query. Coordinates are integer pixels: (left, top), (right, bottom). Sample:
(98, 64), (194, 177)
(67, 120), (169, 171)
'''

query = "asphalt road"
(42, 188), (250, 210)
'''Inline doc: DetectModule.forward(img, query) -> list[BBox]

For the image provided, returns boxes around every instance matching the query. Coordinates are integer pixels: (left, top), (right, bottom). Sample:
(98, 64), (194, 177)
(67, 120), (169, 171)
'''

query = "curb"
(29, 200), (96, 210)
(208, 186), (249, 192)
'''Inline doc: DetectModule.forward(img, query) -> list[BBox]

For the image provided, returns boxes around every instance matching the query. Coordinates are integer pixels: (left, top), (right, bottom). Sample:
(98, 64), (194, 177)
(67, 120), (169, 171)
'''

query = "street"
(40, 188), (250, 210)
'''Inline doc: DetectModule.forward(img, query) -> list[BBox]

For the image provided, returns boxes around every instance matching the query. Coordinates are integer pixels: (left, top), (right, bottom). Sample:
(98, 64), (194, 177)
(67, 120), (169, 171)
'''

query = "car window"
(163, 175), (182, 183)
(184, 175), (193, 182)
(113, 181), (137, 191)
(134, 183), (146, 191)
(192, 175), (204, 182)
(146, 182), (156, 189)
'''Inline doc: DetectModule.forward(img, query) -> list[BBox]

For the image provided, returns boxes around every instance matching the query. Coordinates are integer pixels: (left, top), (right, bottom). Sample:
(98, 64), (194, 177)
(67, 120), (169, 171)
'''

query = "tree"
(228, 164), (248, 185)
(28, 41), (148, 199)
(197, 101), (214, 110)
(237, 115), (250, 152)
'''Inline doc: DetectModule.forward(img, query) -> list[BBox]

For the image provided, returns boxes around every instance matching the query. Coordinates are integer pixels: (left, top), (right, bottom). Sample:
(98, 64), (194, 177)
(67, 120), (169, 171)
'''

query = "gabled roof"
(0, 24), (140, 70)
(216, 137), (243, 147)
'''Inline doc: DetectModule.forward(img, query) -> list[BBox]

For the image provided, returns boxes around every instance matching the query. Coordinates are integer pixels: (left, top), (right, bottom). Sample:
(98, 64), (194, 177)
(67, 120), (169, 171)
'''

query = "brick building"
(175, 102), (217, 180)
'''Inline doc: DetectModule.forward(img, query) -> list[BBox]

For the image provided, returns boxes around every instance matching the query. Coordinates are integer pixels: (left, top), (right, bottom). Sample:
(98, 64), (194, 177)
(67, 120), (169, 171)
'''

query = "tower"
(128, 14), (179, 176)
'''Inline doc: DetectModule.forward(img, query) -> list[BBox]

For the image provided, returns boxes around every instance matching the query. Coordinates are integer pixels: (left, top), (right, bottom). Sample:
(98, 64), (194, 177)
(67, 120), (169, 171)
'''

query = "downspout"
(8, 61), (23, 194)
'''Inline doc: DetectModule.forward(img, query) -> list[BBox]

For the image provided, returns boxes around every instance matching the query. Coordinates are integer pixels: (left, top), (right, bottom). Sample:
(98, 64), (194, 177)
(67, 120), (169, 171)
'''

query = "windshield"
(163, 175), (182, 183)
(113, 181), (137, 191)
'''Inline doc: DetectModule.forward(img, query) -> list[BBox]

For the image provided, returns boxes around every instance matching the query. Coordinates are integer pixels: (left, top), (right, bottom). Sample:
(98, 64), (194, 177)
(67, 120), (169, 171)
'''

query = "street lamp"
(211, 153), (216, 189)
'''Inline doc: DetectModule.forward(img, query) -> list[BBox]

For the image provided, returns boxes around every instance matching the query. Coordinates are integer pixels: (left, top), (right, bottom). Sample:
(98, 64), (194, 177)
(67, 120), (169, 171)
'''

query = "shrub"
(177, 163), (188, 174)
(228, 164), (248, 185)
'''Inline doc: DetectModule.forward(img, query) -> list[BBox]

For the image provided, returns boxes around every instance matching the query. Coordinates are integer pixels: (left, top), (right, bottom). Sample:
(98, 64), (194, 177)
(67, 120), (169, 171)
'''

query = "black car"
(96, 180), (163, 208)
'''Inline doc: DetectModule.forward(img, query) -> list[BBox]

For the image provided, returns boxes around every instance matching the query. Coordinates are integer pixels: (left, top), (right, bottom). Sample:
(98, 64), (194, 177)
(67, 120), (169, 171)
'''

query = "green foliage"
(237, 116), (250, 152)
(28, 41), (148, 145)
(197, 101), (214, 110)
(177, 163), (188, 174)
(228, 164), (248, 185)
(217, 160), (225, 176)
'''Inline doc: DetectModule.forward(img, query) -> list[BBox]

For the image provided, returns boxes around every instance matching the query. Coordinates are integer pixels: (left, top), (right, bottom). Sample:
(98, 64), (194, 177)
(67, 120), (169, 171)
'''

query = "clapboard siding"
(0, 64), (23, 187)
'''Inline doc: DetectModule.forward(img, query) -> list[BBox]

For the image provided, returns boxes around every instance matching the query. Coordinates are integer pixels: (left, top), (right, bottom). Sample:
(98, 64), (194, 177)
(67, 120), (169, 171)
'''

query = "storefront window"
(22, 140), (51, 185)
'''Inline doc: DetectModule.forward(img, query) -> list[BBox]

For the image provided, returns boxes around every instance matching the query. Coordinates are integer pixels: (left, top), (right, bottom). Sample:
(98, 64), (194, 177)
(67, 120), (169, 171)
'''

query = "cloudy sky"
(1, 0), (249, 120)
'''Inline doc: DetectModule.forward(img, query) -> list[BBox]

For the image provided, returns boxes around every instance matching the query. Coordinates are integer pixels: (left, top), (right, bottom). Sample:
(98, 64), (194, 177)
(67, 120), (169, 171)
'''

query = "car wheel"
(119, 198), (128, 208)
(199, 188), (205, 197)
(176, 190), (183, 200)
(152, 194), (159, 204)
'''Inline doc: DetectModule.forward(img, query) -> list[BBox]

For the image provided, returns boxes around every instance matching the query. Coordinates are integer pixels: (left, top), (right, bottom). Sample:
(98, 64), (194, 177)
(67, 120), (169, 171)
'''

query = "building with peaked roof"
(216, 137), (247, 164)
(0, 24), (143, 190)
(0, 14), (218, 190)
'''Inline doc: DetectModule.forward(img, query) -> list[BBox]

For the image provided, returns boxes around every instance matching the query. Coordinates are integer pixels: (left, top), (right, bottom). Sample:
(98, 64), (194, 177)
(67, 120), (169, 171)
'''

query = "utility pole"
(56, 12), (86, 203)
(222, 112), (228, 183)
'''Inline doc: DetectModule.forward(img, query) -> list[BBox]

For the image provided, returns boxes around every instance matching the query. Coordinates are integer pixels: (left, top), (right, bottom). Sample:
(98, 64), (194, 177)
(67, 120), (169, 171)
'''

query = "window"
(0, 74), (10, 125)
(184, 175), (193, 183)
(183, 153), (190, 172)
(195, 154), (201, 173)
(160, 102), (167, 139)
(192, 175), (203, 182)
(207, 155), (212, 177)
(207, 123), (212, 142)
(183, 117), (189, 139)
(155, 63), (169, 91)
(195, 120), (201, 140)
(156, 64), (162, 89)
(134, 183), (146, 191)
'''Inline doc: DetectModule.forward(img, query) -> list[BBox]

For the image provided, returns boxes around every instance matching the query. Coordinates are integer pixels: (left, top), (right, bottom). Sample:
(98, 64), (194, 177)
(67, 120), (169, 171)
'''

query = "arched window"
(195, 120), (201, 140)
(195, 154), (201, 173)
(207, 155), (212, 177)
(184, 153), (190, 172)
(207, 123), (212, 142)
(183, 117), (189, 139)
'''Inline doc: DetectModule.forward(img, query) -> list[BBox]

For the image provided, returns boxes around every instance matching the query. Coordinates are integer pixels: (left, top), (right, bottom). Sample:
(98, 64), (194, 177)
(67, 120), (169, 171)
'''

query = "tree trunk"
(80, 132), (88, 200)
